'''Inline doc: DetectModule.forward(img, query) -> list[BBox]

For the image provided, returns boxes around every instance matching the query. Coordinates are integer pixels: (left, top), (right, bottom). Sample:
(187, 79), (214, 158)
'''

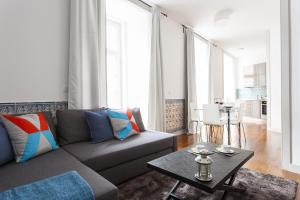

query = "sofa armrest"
(172, 135), (178, 151)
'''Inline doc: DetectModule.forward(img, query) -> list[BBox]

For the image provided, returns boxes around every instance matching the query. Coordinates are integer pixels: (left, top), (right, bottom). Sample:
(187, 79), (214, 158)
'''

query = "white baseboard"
(172, 129), (186, 135)
(267, 128), (281, 133)
(283, 163), (300, 174)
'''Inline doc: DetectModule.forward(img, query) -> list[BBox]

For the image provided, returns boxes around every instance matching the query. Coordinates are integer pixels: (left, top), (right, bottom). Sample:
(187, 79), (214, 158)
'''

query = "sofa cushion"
(56, 109), (102, 145)
(0, 122), (14, 166)
(0, 149), (118, 200)
(11, 112), (57, 140)
(1, 113), (59, 163)
(107, 110), (138, 140)
(128, 108), (145, 131)
(85, 111), (114, 143)
(43, 112), (57, 140)
(63, 131), (176, 172)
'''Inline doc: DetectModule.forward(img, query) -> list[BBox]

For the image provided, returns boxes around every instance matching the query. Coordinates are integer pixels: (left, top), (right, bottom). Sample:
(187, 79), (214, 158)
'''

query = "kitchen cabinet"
(243, 65), (256, 87)
(255, 63), (266, 87)
(243, 63), (266, 87)
(241, 100), (261, 118)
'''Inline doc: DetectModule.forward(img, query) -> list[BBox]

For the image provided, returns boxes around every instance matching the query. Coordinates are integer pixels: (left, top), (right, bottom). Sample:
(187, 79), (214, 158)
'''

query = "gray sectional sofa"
(0, 110), (177, 200)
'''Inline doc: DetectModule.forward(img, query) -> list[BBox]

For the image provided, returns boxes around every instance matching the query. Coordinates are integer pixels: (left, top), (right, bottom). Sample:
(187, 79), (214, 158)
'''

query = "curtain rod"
(135, 0), (216, 47)
(182, 25), (217, 47)
(136, 0), (168, 17)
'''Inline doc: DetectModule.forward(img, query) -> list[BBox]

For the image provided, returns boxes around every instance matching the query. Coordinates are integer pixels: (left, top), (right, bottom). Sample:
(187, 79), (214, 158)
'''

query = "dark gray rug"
(118, 168), (298, 200)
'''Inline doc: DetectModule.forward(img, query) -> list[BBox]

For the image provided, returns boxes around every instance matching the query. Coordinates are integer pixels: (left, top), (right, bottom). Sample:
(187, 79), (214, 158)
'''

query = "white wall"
(290, 0), (300, 166)
(0, 1), (185, 103)
(238, 51), (266, 68)
(267, 20), (282, 132)
(281, 0), (300, 173)
(160, 16), (185, 99)
(0, 0), (70, 103)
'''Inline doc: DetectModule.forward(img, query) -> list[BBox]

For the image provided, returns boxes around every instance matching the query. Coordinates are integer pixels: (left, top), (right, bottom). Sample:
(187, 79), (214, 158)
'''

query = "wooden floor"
(177, 121), (300, 199)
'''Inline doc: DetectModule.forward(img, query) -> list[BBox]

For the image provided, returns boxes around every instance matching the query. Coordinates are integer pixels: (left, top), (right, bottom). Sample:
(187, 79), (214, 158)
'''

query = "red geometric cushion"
(126, 109), (140, 133)
(1, 113), (58, 163)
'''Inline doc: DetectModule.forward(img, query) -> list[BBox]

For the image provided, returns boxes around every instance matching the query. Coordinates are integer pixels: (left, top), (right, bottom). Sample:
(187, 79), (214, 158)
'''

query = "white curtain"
(148, 6), (165, 131)
(185, 28), (197, 133)
(209, 44), (224, 103)
(68, 0), (107, 109)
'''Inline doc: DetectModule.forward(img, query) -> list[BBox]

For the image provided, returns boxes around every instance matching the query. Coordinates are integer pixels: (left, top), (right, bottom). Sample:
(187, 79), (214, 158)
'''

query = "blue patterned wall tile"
(0, 103), (16, 114)
(55, 102), (68, 111)
(30, 102), (54, 113)
(237, 87), (267, 100)
(165, 99), (186, 133)
(16, 103), (33, 114)
(0, 102), (67, 116)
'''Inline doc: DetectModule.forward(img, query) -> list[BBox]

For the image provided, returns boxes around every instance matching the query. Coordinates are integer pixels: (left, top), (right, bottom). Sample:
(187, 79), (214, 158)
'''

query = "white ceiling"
(149, 0), (280, 63)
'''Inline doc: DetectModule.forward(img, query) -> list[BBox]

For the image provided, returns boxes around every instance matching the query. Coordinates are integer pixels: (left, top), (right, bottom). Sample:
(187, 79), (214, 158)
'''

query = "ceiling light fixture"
(214, 9), (234, 26)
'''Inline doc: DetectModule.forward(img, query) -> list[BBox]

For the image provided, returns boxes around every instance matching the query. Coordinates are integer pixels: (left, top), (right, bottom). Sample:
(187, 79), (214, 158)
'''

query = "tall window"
(106, 0), (151, 127)
(223, 53), (236, 102)
(194, 36), (210, 107)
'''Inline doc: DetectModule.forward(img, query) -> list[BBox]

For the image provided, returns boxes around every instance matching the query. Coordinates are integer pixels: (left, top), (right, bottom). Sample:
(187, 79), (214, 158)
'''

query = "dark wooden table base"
(164, 173), (246, 200)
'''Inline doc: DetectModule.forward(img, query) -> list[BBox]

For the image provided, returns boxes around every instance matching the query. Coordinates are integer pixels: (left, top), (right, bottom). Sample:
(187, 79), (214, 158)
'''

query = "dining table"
(220, 104), (234, 145)
(194, 104), (236, 145)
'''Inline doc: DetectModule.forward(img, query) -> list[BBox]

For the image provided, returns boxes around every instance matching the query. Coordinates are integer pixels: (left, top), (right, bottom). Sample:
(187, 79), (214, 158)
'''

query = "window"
(223, 53), (236, 102)
(106, 0), (151, 127)
(194, 36), (210, 107)
(107, 19), (123, 108)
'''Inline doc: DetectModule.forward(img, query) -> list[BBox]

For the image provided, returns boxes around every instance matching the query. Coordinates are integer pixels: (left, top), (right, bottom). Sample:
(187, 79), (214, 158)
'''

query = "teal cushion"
(107, 110), (138, 140)
(1, 113), (58, 163)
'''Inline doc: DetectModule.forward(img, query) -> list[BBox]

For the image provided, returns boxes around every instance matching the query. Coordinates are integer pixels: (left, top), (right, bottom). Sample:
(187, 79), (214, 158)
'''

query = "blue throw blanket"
(0, 171), (94, 200)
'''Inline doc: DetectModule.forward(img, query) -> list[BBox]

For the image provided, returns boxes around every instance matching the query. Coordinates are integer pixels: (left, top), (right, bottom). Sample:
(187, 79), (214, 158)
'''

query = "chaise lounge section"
(0, 148), (118, 200)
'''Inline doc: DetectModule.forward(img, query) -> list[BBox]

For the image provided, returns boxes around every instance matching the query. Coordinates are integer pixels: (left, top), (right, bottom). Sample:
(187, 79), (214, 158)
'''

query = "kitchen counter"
(240, 99), (267, 119)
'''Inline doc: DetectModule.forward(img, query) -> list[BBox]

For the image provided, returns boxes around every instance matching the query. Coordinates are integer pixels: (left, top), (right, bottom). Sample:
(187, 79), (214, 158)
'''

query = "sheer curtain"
(185, 28), (197, 133)
(148, 6), (165, 131)
(223, 53), (237, 102)
(209, 44), (224, 103)
(68, 0), (107, 109)
(106, 0), (151, 127)
(194, 36), (210, 107)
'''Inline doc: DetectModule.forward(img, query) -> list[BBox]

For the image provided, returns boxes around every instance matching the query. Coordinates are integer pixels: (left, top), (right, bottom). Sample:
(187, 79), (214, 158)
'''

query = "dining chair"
(230, 103), (247, 148)
(214, 98), (224, 105)
(202, 104), (226, 144)
(189, 103), (202, 141)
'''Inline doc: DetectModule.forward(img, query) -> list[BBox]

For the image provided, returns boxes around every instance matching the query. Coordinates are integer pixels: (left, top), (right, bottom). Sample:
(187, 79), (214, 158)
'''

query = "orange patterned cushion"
(126, 109), (140, 132)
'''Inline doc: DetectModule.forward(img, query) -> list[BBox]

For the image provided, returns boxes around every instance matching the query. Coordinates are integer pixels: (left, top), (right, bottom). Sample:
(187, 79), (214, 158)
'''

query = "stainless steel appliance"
(261, 100), (267, 119)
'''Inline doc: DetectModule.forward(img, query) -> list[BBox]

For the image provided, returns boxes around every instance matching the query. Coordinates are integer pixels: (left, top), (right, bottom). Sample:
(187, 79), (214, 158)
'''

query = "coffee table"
(147, 143), (254, 200)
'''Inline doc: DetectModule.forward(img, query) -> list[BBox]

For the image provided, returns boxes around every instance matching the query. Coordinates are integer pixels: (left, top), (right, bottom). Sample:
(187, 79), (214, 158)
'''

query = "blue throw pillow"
(0, 121), (14, 166)
(85, 111), (114, 143)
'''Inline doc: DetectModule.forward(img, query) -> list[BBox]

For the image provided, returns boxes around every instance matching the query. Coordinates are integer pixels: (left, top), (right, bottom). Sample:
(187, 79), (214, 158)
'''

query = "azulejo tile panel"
(165, 99), (186, 133)
(1, 100), (185, 133)
(0, 102), (68, 117)
(0, 103), (16, 114)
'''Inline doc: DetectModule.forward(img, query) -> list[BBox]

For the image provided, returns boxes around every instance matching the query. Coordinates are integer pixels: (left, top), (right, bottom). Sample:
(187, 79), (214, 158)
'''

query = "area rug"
(118, 168), (298, 200)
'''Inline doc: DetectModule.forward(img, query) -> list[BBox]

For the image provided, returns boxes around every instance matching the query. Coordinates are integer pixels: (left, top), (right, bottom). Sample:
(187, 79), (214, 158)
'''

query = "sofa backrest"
(56, 109), (101, 146)
(43, 112), (57, 140)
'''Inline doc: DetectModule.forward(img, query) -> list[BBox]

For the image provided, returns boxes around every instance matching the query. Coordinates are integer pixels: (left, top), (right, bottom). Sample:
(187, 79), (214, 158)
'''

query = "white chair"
(214, 98), (224, 105)
(189, 103), (202, 141)
(230, 103), (246, 148)
(202, 104), (226, 144)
